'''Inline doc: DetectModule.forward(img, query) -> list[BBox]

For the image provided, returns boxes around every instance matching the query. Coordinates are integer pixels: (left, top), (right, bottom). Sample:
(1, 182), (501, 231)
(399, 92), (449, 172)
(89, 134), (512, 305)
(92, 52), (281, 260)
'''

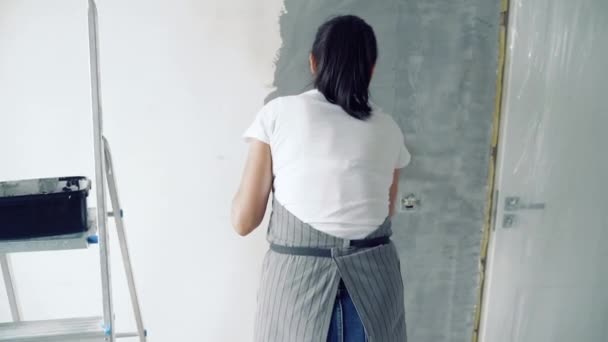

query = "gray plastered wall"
(267, 0), (500, 340)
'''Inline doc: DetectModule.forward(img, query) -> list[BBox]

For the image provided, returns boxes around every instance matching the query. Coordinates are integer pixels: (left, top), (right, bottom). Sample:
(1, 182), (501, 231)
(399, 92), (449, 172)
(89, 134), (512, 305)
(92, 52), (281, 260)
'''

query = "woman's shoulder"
(261, 90), (311, 111)
(370, 104), (400, 126)
(261, 90), (321, 119)
(368, 107), (405, 145)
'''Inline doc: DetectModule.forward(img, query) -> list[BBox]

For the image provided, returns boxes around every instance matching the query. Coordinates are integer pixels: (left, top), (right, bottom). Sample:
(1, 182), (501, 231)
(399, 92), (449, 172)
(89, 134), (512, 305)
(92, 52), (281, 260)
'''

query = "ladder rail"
(104, 138), (147, 342)
(0, 254), (22, 322)
(88, 0), (115, 340)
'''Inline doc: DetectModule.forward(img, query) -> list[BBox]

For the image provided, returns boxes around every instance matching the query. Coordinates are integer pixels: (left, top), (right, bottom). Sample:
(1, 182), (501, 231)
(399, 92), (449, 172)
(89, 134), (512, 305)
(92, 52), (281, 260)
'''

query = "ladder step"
(0, 316), (105, 342)
(0, 209), (98, 254)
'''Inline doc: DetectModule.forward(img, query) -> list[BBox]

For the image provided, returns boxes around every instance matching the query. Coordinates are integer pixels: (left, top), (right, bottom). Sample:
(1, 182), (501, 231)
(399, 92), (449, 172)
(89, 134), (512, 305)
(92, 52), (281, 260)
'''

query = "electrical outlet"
(400, 193), (419, 211)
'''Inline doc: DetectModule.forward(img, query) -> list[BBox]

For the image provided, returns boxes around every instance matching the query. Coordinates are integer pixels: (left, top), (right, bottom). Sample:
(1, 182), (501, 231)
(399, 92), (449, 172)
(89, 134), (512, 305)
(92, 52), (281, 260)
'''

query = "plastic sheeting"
(480, 0), (608, 341)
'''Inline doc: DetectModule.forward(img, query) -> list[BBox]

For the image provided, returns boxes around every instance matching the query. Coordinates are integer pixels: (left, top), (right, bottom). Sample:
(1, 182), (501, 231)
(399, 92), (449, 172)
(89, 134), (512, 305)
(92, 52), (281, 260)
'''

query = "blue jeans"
(327, 281), (367, 342)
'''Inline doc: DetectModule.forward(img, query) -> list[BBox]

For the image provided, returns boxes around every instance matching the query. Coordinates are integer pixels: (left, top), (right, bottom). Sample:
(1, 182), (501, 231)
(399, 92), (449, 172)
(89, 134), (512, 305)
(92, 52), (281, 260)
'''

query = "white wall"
(0, 0), (283, 340)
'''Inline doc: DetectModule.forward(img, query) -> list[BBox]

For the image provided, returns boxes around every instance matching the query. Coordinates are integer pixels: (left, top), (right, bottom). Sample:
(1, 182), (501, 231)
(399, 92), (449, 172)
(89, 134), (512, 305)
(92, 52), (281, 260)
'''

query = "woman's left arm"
(231, 141), (273, 236)
(389, 169), (400, 217)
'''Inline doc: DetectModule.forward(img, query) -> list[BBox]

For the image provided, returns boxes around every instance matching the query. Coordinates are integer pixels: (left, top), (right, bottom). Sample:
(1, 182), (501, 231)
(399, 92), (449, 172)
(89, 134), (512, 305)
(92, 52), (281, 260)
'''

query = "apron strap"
(269, 236), (390, 258)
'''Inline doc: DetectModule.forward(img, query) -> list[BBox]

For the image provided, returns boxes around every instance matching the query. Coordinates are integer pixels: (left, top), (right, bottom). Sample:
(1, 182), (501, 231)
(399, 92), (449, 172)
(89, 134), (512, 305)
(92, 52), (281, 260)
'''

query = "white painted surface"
(0, 0), (284, 340)
(480, 0), (608, 341)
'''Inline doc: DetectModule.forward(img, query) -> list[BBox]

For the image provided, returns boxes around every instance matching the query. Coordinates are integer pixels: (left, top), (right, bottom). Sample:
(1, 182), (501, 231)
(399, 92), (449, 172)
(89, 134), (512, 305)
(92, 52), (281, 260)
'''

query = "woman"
(232, 15), (410, 342)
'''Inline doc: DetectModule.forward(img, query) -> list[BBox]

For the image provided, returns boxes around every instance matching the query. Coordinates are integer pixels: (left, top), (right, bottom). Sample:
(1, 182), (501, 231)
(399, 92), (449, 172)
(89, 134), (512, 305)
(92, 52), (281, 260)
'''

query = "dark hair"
(312, 15), (378, 120)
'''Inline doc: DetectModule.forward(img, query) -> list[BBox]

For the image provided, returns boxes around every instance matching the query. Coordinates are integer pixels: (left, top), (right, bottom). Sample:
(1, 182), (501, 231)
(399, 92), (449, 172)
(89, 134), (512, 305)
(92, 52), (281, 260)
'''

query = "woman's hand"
(231, 140), (273, 236)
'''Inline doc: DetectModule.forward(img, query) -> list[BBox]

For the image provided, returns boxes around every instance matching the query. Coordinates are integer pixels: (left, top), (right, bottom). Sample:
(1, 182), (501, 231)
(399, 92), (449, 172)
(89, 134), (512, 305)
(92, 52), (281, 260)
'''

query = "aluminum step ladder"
(0, 1), (146, 341)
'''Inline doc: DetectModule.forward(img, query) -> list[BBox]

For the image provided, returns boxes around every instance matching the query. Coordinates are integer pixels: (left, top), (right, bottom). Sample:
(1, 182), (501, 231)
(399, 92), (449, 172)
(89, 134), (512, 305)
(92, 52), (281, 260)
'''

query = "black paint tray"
(0, 177), (91, 240)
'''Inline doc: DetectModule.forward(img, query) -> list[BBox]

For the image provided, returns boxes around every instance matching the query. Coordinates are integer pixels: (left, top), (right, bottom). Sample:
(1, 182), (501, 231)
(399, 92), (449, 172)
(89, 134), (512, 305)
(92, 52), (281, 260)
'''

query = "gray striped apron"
(254, 200), (407, 342)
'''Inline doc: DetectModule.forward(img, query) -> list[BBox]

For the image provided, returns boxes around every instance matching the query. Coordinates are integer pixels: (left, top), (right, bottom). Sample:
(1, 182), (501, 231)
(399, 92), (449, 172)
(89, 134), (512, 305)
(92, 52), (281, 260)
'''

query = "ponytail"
(312, 16), (378, 120)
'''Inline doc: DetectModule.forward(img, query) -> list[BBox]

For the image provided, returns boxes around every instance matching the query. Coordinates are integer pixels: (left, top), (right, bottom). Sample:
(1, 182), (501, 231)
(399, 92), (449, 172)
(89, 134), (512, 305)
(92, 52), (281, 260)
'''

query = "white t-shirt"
(243, 89), (411, 239)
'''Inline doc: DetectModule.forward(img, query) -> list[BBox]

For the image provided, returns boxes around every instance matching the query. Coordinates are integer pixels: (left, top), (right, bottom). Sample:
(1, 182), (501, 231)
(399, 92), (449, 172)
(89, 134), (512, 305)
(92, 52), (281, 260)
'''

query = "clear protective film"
(481, 0), (608, 341)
